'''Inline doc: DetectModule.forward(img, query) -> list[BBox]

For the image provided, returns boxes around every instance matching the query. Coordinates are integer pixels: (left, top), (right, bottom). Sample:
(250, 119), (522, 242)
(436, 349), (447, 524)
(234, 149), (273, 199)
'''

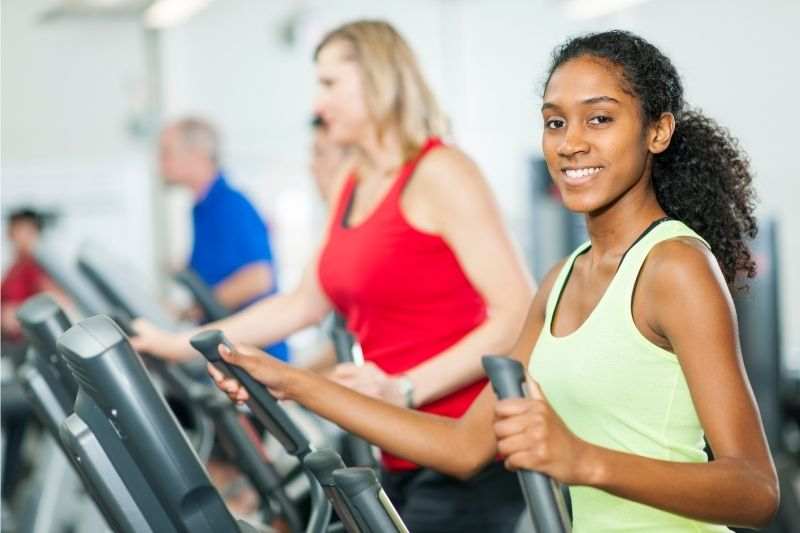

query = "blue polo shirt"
(189, 173), (290, 361)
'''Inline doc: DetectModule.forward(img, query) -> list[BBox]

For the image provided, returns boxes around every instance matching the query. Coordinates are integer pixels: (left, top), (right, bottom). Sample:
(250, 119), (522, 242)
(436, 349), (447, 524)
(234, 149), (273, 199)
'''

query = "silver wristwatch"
(397, 375), (415, 408)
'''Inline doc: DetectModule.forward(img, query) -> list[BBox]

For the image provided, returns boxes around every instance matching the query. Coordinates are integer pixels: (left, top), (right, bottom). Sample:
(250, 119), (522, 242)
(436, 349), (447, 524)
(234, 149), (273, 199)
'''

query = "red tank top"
(318, 138), (488, 471)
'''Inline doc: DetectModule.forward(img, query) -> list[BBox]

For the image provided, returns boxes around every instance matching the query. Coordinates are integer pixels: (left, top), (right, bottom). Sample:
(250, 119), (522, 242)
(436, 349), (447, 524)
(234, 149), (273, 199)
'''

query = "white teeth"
(564, 167), (601, 179)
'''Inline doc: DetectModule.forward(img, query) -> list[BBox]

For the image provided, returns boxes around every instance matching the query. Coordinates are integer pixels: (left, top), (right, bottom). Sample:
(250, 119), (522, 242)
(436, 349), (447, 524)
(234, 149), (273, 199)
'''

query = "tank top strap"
(609, 220), (710, 311)
(386, 137), (444, 201)
(543, 241), (592, 333)
(334, 137), (444, 229)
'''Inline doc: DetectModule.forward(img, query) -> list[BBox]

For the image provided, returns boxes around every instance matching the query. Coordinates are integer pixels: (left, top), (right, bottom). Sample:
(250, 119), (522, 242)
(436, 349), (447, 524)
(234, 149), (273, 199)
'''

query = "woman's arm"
(213, 262), (273, 310)
(494, 239), (778, 528)
(303, 341), (337, 374)
(132, 255), (332, 361)
(131, 161), (358, 362)
(330, 147), (536, 406)
(211, 260), (564, 478)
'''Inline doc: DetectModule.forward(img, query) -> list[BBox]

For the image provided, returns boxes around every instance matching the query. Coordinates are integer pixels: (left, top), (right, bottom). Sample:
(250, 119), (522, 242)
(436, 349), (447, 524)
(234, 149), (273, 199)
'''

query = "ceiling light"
(563, 0), (654, 20)
(143, 0), (213, 29)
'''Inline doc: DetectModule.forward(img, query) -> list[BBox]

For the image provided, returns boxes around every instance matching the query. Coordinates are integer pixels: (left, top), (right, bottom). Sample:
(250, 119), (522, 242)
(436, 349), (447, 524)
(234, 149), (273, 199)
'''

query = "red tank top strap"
(332, 137), (443, 229)
(389, 137), (443, 197)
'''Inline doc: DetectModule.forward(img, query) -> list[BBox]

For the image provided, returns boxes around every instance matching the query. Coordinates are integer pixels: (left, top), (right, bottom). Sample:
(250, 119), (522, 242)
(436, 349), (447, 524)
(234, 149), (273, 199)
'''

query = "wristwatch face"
(398, 376), (414, 407)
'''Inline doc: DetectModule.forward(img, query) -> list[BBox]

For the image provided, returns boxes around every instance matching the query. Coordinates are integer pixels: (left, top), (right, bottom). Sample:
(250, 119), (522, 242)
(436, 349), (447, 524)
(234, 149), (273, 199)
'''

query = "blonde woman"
(133, 20), (534, 532)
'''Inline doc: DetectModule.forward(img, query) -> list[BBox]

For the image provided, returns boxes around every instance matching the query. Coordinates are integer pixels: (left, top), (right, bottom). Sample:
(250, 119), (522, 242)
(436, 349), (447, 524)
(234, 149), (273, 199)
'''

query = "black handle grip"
(190, 330), (230, 363)
(174, 269), (230, 322)
(482, 355), (528, 399)
(16, 293), (79, 408)
(304, 450), (363, 533)
(482, 356), (571, 533)
(331, 314), (355, 365)
(333, 468), (408, 533)
(304, 449), (346, 487)
(190, 330), (310, 457)
(329, 314), (375, 468)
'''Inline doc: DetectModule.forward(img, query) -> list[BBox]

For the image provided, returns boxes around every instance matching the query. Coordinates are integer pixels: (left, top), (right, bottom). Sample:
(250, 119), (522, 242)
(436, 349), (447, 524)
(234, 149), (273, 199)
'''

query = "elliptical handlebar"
(482, 355), (571, 533)
(190, 330), (334, 533)
(173, 269), (230, 323)
(189, 330), (311, 456)
(333, 468), (408, 533)
(331, 314), (355, 365)
(304, 450), (362, 533)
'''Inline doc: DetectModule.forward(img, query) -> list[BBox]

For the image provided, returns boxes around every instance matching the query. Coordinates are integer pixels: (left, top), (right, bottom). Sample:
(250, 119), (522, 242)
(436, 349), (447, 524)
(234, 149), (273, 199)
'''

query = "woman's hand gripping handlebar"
(190, 330), (310, 456)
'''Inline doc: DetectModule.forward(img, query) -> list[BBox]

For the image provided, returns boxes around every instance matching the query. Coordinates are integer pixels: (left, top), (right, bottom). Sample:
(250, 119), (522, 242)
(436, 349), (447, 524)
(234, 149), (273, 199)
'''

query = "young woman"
(133, 20), (534, 532)
(209, 30), (779, 531)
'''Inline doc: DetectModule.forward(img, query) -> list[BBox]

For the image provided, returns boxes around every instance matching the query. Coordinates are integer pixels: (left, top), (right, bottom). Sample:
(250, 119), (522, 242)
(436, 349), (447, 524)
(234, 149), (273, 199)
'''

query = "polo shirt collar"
(195, 172), (227, 207)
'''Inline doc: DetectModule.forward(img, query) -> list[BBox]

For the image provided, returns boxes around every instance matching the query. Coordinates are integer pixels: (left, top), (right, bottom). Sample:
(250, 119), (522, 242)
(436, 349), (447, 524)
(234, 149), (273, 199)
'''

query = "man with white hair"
(159, 117), (289, 361)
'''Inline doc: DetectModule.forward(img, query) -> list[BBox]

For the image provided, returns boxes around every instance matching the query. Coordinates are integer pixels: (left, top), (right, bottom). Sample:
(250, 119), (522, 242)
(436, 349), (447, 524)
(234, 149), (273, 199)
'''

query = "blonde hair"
(314, 20), (449, 160)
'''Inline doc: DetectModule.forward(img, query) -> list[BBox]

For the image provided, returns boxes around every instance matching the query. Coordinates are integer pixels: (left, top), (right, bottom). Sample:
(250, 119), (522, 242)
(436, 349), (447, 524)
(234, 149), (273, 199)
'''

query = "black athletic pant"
(381, 461), (524, 533)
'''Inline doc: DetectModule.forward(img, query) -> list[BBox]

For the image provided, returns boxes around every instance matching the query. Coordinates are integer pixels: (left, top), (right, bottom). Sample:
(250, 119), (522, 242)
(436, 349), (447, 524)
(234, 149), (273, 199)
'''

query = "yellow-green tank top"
(529, 220), (732, 532)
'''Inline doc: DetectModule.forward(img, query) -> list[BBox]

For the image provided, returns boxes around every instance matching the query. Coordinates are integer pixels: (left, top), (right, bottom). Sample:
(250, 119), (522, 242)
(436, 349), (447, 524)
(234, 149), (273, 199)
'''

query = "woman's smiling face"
(541, 55), (657, 215)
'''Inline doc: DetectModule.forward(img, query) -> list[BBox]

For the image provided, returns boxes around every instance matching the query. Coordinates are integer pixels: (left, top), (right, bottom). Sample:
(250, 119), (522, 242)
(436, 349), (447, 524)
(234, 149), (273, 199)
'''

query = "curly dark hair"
(545, 30), (757, 283)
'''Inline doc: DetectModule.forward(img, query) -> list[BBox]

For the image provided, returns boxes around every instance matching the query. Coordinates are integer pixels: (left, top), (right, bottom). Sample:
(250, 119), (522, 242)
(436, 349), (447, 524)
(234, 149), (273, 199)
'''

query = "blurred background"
(2, 1), (800, 531)
(2, 0), (800, 366)
(2, 0), (798, 370)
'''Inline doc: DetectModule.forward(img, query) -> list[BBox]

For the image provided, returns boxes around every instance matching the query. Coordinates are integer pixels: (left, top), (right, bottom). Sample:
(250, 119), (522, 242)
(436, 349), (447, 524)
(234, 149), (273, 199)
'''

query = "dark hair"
(545, 30), (757, 283)
(8, 207), (45, 231)
(311, 114), (326, 130)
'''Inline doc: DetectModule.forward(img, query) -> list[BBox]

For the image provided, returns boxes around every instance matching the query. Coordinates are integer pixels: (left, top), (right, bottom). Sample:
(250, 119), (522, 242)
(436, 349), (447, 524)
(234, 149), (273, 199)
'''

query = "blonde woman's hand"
(130, 318), (188, 362)
(327, 362), (408, 407)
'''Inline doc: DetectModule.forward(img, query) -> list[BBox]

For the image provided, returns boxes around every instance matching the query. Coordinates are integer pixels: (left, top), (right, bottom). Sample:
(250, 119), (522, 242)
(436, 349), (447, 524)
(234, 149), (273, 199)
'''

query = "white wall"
(158, 0), (799, 364)
(1, 0), (158, 289)
(3, 0), (797, 364)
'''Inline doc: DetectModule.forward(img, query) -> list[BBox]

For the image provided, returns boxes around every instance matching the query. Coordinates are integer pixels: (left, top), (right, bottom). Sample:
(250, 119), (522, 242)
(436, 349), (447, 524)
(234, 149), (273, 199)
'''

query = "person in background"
(1, 208), (65, 345)
(303, 115), (354, 374)
(310, 114), (352, 204)
(1, 207), (67, 501)
(159, 118), (291, 517)
(159, 117), (289, 361)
